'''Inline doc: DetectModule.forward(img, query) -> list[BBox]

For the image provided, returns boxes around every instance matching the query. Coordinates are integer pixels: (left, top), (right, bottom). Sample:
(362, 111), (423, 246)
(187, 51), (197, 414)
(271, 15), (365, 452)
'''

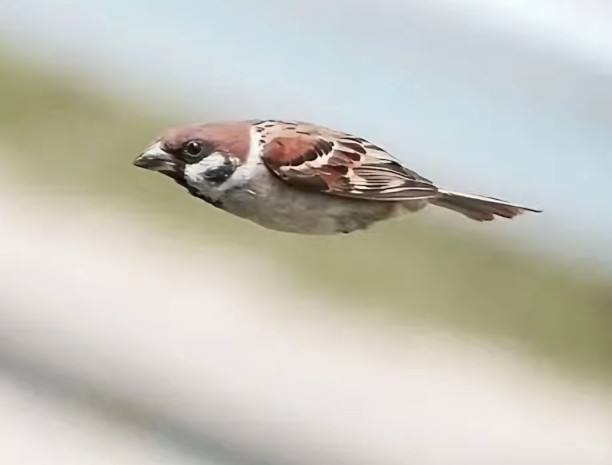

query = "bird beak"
(133, 142), (176, 172)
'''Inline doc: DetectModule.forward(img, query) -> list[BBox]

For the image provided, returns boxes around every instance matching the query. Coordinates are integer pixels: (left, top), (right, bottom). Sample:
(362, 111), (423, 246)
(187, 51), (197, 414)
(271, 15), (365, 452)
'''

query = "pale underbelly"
(216, 169), (416, 235)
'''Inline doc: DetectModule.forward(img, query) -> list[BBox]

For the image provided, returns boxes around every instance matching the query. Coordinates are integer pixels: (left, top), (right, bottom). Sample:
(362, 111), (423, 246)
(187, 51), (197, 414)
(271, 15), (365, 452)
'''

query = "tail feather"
(431, 189), (542, 222)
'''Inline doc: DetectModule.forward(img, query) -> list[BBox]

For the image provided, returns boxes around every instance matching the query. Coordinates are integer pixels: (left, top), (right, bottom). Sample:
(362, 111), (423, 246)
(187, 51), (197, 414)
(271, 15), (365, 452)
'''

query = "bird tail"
(431, 189), (542, 221)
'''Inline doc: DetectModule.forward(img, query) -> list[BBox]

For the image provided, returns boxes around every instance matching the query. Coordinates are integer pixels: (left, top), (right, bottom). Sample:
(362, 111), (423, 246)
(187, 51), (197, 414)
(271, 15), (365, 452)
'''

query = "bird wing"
(257, 120), (439, 201)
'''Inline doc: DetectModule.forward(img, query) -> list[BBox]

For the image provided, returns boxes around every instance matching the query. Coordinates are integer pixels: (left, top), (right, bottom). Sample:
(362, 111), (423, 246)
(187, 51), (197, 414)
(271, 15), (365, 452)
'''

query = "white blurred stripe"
(0, 375), (217, 465)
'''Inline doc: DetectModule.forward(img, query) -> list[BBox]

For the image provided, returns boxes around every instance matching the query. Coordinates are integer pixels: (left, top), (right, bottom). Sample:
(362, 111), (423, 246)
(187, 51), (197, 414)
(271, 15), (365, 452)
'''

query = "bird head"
(133, 122), (251, 193)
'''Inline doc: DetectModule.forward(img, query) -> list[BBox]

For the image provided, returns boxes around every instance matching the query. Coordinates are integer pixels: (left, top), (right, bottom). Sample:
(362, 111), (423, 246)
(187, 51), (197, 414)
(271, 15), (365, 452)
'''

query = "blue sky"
(2, 0), (612, 268)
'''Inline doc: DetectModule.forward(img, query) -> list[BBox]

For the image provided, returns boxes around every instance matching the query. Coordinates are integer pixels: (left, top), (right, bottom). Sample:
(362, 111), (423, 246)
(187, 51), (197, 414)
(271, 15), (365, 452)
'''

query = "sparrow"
(133, 119), (541, 234)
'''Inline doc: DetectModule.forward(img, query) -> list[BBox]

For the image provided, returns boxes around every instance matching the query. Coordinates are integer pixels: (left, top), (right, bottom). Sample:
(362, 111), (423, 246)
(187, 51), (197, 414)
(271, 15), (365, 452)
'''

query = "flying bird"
(133, 119), (541, 234)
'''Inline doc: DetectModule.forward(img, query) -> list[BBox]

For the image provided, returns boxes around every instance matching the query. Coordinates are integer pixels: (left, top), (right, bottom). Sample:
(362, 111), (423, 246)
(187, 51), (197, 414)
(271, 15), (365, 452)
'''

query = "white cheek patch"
(182, 137), (262, 199)
(183, 152), (228, 185)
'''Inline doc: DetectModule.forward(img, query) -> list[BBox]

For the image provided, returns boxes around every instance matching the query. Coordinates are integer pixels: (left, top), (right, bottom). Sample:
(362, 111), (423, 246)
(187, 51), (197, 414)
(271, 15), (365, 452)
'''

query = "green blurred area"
(1, 50), (611, 385)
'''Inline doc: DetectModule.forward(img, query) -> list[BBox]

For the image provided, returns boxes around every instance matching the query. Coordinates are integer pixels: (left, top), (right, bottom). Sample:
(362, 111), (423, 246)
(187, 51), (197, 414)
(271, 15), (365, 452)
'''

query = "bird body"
(134, 119), (540, 234)
(205, 162), (410, 234)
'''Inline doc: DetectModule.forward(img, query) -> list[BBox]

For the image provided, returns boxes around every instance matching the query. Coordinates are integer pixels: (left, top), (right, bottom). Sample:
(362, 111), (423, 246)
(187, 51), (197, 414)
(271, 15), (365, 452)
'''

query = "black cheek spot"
(203, 161), (237, 184)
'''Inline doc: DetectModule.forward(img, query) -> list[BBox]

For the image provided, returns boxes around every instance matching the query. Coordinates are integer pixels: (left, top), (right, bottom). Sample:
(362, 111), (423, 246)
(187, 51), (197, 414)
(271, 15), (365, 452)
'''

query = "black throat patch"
(173, 177), (224, 209)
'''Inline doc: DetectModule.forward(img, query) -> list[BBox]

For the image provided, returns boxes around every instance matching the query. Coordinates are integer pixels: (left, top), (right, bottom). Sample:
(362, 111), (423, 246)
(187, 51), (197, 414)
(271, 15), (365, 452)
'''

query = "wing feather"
(258, 121), (439, 201)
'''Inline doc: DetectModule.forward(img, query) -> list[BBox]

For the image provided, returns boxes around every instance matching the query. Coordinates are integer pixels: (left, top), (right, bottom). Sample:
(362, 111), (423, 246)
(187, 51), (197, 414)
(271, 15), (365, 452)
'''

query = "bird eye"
(183, 140), (203, 158)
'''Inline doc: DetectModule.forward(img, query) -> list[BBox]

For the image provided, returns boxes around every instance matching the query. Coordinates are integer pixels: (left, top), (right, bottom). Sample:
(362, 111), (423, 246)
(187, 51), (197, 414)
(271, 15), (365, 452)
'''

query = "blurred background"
(1, 1), (611, 464)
